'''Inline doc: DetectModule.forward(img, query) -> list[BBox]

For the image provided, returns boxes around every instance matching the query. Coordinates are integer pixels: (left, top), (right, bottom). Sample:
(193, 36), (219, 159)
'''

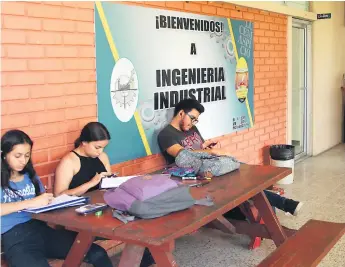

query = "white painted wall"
(311, 1), (345, 155)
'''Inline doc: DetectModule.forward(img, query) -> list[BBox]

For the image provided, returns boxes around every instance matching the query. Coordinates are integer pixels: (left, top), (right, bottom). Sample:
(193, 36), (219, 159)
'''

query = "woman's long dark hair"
(1, 130), (41, 197)
(74, 122), (111, 148)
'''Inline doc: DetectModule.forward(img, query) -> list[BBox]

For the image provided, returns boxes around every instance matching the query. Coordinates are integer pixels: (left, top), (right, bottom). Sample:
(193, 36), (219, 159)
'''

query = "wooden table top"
(34, 164), (291, 246)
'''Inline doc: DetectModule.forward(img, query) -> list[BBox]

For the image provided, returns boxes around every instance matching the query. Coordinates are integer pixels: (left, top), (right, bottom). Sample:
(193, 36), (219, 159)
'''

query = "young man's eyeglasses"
(186, 113), (199, 125)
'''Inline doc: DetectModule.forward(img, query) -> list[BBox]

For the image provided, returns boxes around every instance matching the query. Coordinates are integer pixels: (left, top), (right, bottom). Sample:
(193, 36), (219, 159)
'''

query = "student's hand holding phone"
(90, 172), (111, 187)
(202, 140), (220, 149)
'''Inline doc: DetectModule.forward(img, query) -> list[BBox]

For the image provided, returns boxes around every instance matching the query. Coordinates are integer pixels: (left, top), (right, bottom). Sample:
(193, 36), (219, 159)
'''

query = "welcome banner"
(95, 2), (254, 164)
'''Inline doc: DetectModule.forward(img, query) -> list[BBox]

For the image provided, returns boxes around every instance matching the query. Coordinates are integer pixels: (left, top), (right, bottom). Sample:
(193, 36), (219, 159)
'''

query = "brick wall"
(1, 1), (287, 190)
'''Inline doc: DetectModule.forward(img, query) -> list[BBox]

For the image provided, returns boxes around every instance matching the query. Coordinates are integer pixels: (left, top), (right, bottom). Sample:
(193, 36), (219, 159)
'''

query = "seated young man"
(158, 98), (303, 217)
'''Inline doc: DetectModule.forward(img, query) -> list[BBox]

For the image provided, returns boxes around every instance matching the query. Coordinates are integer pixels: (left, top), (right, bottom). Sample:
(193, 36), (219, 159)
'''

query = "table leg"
(150, 241), (178, 267)
(252, 191), (287, 247)
(62, 231), (94, 267)
(206, 216), (236, 234)
(118, 244), (145, 267)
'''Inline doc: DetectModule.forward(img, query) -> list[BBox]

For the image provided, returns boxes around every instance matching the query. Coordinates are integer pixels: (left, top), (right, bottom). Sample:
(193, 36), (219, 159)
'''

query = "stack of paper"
(23, 194), (88, 214)
(99, 175), (137, 189)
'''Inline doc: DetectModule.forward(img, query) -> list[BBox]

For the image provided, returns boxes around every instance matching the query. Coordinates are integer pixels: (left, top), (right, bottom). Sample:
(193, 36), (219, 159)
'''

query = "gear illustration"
(111, 69), (138, 109)
(210, 31), (236, 63)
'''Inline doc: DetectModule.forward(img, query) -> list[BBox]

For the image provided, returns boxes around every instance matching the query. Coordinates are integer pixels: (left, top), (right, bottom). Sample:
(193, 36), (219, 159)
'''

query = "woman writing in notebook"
(54, 122), (156, 267)
(1, 129), (113, 267)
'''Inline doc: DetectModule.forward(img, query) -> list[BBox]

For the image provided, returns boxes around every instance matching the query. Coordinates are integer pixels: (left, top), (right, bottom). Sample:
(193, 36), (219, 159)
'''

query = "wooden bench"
(1, 240), (124, 267)
(257, 219), (345, 267)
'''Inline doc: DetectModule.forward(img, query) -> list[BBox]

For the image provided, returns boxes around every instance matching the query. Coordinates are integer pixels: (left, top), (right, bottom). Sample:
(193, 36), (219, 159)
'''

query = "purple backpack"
(103, 174), (213, 219)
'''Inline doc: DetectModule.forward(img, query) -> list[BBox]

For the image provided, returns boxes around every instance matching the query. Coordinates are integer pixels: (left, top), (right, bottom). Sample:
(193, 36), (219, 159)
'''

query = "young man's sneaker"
(284, 199), (303, 216)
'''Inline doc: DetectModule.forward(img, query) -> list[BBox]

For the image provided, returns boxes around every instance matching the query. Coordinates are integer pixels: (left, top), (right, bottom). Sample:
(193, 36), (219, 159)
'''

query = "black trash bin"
(269, 144), (295, 184)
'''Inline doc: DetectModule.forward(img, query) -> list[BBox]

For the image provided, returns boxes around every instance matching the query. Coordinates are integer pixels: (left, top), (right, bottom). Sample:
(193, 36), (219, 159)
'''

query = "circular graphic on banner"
(110, 58), (138, 122)
(235, 57), (249, 103)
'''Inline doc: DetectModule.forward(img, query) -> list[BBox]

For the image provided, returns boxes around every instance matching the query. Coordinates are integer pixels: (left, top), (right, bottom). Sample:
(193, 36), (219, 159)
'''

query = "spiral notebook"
(23, 194), (89, 214)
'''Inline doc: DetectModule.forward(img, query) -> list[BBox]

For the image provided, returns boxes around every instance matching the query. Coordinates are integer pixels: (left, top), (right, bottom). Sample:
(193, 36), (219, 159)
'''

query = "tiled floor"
(172, 144), (345, 267)
(111, 144), (345, 266)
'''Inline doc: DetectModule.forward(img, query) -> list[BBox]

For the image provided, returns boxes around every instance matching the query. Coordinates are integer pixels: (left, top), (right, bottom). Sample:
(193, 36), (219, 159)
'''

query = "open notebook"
(23, 194), (88, 214)
(99, 176), (137, 189)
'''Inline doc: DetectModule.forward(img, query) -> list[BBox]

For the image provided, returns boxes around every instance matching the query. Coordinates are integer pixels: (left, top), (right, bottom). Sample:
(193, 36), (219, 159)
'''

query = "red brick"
(3, 15), (41, 30)
(35, 161), (60, 176)
(270, 24), (279, 31)
(243, 12), (255, 20)
(254, 14), (265, 22)
(76, 21), (94, 33)
(78, 117), (98, 128)
(260, 65), (269, 71)
(264, 31), (274, 37)
(7, 72), (45, 86)
(64, 82), (96, 95)
(231, 134), (243, 143)
(1, 29), (26, 44)
(144, 1), (166, 8)
(265, 16), (275, 23)
(249, 137), (260, 146)
(66, 131), (80, 144)
(260, 22), (270, 30)
(1, 2), (25, 15)
(265, 44), (275, 51)
(260, 134), (269, 142)
(50, 145), (74, 161)
(217, 7), (229, 17)
(275, 31), (284, 38)
(2, 59), (27, 71)
(265, 126), (275, 133)
(31, 110), (65, 125)
(43, 18), (75, 32)
(270, 131), (279, 139)
(32, 150), (49, 164)
(166, 1), (184, 9)
(30, 84), (65, 98)
(45, 71), (79, 84)
(45, 96), (78, 110)
(184, 2), (201, 12)
(62, 6), (94, 21)
(230, 10), (242, 19)
(265, 58), (275, 65)
(62, 2), (93, 9)
(65, 105), (97, 120)
(27, 31), (63, 45)
(4, 99), (45, 115)
(259, 51), (269, 57)
(79, 71), (96, 82)
(274, 17), (284, 24)
(28, 59), (63, 71)
(27, 3), (62, 18)
(45, 46), (78, 58)
(2, 114), (30, 129)
(45, 120), (80, 136)
(21, 125), (47, 138)
(270, 37), (279, 44)
(259, 37), (269, 43)
(7, 45), (44, 58)
(33, 135), (65, 150)
(243, 131), (255, 140)
(63, 58), (95, 70)
(77, 94), (97, 106)
(63, 33), (94, 45)
(255, 128), (265, 136)
(237, 140), (249, 149)
(78, 47), (95, 58)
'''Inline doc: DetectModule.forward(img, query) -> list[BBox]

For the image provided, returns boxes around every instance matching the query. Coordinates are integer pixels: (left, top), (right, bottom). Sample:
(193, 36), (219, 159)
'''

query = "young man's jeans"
(2, 219), (155, 267)
(264, 190), (286, 211)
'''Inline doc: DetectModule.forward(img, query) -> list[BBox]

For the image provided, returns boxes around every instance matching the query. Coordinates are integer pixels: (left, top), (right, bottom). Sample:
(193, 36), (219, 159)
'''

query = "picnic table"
(33, 164), (345, 267)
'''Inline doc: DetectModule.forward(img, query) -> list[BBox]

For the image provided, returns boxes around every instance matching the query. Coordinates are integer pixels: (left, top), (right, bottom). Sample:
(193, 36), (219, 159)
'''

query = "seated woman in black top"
(54, 122), (112, 196)
(54, 122), (155, 267)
